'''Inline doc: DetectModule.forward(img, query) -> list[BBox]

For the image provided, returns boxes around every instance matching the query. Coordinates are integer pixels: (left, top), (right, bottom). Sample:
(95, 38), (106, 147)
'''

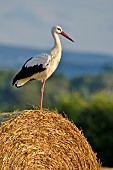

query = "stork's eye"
(57, 28), (61, 31)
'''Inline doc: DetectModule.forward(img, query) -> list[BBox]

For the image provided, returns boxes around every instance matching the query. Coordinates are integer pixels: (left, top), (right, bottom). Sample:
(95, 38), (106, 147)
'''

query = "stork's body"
(13, 26), (74, 110)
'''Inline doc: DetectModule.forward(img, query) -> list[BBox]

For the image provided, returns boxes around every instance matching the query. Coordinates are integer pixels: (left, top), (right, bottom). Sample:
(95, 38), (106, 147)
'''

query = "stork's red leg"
(40, 80), (45, 110)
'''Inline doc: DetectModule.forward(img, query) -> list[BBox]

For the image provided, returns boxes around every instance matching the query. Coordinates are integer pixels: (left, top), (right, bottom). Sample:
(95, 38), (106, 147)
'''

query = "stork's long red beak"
(61, 31), (74, 42)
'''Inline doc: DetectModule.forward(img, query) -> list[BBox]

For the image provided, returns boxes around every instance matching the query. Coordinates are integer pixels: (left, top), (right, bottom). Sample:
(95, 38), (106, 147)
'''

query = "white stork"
(12, 25), (74, 110)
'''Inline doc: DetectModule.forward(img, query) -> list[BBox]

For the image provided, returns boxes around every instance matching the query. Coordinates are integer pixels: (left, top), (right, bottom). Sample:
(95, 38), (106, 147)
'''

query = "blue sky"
(0, 0), (113, 55)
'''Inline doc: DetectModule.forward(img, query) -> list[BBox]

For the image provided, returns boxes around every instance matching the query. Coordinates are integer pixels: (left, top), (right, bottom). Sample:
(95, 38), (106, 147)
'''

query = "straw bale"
(0, 110), (100, 170)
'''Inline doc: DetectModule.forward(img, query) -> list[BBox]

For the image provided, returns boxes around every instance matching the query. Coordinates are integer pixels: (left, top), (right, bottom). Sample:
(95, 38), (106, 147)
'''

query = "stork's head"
(52, 26), (74, 42)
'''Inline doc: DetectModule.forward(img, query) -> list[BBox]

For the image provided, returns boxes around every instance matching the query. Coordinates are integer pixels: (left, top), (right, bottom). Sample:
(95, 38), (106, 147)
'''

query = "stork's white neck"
(52, 32), (62, 51)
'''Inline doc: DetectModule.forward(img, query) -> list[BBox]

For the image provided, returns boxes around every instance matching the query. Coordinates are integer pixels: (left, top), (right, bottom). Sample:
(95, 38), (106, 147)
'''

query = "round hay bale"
(0, 110), (100, 170)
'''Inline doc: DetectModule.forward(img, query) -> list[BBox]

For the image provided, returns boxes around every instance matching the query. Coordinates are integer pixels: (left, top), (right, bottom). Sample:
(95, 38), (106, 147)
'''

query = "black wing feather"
(12, 64), (46, 85)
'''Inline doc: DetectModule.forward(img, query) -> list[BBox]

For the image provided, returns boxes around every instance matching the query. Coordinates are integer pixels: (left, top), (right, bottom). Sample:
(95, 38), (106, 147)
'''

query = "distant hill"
(0, 44), (113, 76)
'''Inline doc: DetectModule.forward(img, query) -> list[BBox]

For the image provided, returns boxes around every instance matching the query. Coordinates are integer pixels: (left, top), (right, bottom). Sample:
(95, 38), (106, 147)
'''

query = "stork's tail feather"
(12, 71), (31, 88)
(12, 78), (30, 88)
